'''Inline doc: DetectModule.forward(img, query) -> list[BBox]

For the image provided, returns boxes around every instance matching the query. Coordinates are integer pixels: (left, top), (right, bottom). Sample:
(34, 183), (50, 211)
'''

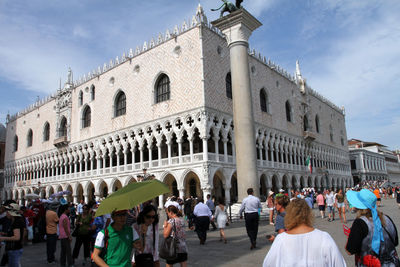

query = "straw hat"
(268, 191), (274, 196)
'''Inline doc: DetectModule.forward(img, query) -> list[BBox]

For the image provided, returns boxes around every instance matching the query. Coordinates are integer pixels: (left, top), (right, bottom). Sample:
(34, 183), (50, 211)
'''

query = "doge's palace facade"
(3, 5), (352, 206)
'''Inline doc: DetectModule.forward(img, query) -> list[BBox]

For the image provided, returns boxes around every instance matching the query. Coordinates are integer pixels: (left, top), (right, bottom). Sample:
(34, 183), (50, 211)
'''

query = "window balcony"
(54, 136), (69, 147)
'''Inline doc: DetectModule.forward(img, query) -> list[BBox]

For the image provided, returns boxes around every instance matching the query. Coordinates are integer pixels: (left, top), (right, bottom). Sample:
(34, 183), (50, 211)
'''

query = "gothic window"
(90, 85), (95, 101)
(303, 115), (309, 131)
(27, 129), (33, 147)
(79, 90), (83, 106)
(329, 124), (334, 142)
(13, 135), (18, 152)
(82, 106), (91, 128)
(226, 72), (232, 99)
(59, 117), (67, 137)
(260, 89), (268, 113)
(114, 91), (126, 117)
(285, 100), (292, 122)
(315, 115), (320, 133)
(43, 122), (50, 141)
(155, 74), (170, 103)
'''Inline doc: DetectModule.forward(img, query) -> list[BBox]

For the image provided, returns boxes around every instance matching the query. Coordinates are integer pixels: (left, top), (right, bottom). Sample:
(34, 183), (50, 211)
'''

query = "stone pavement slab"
(17, 198), (400, 266)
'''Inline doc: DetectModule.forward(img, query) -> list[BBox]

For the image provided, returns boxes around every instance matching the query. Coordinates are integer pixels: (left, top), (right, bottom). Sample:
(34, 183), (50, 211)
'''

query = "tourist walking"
(214, 197), (228, 243)
(239, 188), (262, 250)
(46, 201), (60, 264)
(346, 189), (400, 266)
(0, 204), (26, 267)
(263, 199), (346, 266)
(72, 204), (92, 265)
(266, 191), (275, 225)
(396, 187), (400, 208)
(316, 191), (326, 218)
(335, 189), (347, 223)
(373, 187), (382, 207)
(193, 198), (212, 245)
(325, 190), (335, 221)
(206, 194), (217, 230)
(132, 205), (160, 267)
(163, 205), (188, 267)
(93, 210), (141, 267)
(267, 195), (289, 242)
(58, 204), (73, 267)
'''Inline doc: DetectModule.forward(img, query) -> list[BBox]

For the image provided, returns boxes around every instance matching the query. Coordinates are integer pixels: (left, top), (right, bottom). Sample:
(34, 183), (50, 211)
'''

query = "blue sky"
(0, 0), (399, 150)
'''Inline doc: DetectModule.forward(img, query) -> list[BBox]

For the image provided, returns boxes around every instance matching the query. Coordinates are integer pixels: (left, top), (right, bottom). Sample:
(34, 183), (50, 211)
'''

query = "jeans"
(8, 249), (23, 267)
(46, 233), (58, 263)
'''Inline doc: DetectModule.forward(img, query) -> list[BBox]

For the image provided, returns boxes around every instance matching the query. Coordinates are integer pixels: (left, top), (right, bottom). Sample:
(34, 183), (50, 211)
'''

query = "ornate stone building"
(348, 139), (400, 185)
(3, 5), (351, 206)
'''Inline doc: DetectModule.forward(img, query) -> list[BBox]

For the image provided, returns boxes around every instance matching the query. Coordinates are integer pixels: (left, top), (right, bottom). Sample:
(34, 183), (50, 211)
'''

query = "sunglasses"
(145, 215), (156, 219)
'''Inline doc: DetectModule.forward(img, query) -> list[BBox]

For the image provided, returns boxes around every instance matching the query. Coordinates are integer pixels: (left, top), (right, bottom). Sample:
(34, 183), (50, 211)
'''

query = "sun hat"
(5, 203), (22, 217)
(346, 189), (377, 210)
(346, 189), (383, 255)
(279, 189), (285, 193)
(268, 191), (274, 196)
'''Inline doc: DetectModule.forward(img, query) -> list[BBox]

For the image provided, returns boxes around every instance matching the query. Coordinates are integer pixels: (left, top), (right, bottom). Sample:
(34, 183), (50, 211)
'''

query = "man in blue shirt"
(239, 188), (262, 249)
(206, 194), (217, 230)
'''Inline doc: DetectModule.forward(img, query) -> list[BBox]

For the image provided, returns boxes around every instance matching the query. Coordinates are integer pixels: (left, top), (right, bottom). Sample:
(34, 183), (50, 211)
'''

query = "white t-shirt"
(325, 193), (335, 206)
(263, 229), (346, 267)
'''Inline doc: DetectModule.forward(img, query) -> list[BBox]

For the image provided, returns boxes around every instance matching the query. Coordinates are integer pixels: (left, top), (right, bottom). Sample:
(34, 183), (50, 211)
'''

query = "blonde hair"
(356, 209), (386, 227)
(284, 199), (314, 230)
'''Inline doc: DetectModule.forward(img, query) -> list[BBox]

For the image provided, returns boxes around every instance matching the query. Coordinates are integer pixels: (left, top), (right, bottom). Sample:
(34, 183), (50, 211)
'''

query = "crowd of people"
(0, 182), (399, 266)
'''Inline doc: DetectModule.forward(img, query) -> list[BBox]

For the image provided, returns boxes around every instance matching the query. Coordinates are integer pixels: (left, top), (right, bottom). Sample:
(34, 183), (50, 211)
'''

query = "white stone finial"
(67, 67), (73, 84)
(296, 60), (302, 79)
(129, 48), (134, 58)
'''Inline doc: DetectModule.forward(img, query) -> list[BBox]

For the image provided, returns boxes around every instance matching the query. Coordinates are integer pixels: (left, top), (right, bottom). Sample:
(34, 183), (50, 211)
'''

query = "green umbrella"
(95, 179), (170, 217)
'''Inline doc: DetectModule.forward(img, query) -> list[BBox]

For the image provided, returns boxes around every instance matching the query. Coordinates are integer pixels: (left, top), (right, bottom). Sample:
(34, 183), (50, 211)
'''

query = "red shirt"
(23, 209), (36, 226)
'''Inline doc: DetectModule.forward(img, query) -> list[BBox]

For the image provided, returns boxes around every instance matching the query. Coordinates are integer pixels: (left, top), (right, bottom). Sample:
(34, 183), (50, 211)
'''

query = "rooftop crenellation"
(8, 4), (343, 122)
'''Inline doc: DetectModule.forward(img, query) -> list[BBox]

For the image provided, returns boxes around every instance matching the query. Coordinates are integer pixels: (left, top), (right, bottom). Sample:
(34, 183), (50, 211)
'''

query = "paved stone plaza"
(16, 198), (399, 266)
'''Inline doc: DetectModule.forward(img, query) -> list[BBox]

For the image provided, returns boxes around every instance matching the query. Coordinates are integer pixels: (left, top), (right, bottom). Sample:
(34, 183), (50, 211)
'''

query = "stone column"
(73, 194), (78, 204)
(202, 137), (208, 162)
(224, 186), (231, 205)
(158, 194), (164, 209)
(189, 138), (194, 162)
(202, 187), (212, 202)
(212, 9), (261, 201)
(178, 188), (185, 200)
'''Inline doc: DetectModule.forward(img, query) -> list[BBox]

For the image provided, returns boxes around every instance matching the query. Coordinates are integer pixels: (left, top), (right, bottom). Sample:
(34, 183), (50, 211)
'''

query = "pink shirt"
(316, 194), (325, 206)
(59, 214), (70, 239)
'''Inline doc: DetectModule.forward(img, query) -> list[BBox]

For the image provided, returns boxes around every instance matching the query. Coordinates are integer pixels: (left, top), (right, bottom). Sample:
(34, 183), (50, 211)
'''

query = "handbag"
(71, 224), (80, 237)
(135, 224), (156, 267)
(159, 219), (179, 261)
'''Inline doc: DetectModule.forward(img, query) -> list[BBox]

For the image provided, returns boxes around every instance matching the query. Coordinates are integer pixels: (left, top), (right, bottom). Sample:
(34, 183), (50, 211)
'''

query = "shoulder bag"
(159, 219), (179, 261)
(135, 224), (156, 267)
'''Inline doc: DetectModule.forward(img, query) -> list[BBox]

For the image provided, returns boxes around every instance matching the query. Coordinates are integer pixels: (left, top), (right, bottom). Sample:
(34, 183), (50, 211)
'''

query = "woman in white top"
(214, 197), (228, 243)
(263, 199), (346, 267)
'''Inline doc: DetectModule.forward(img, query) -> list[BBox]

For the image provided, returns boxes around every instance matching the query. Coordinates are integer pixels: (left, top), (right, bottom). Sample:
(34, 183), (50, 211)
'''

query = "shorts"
(318, 205), (325, 211)
(166, 253), (188, 264)
(327, 205), (334, 213)
(377, 198), (381, 201)
(337, 202), (345, 208)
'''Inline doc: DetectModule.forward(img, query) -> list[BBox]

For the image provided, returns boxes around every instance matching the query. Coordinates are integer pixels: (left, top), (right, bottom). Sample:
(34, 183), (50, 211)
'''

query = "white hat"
(279, 189), (285, 193)
(268, 191), (274, 196)
(5, 203), (22, 217)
